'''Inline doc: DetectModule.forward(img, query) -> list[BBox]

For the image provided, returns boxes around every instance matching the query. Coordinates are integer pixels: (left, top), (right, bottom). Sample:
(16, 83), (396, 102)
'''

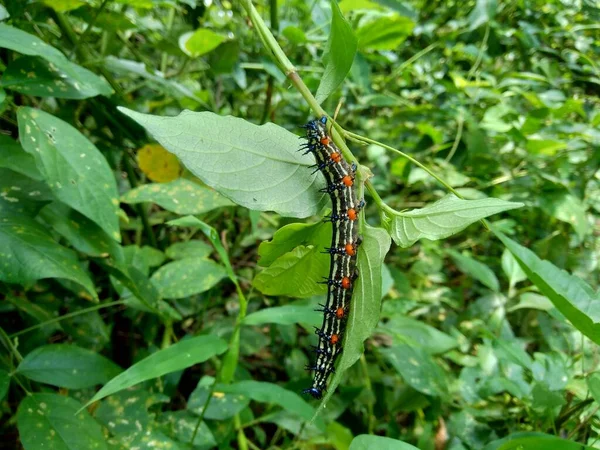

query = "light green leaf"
(243, 304), (321, 326)
(356, 14), (414, 50)
(182, 29), (226, 57)
(315, 225), (391, 410)
(119, 108), (327, 218)
(42, 0), (89, 12)
(495, 230), (600, 345)
(587, 373), (600, 407)
(468, 0), (497, 30)
(507, 293), (554, 312)
(380, 315), (458, 354)
(539, 192), (589, 240)
(17, 344), (122, 389)
(501, 249), (527, 289)
(166, 240), (213, 260)
(350, 435), (420, 450)
(151, 257), (227, 299)
(315, 0), (358, 103)
(384, 194), (523, 247)
(220, 381), (315, 421)
(17, 393), (107, 450)
(0, 369), (9, 401)
(254, 245), (329, 298)
(0, 212), (97, 300)
(0, 23), (111, 98)
(17, 108), (121, 241)
(188, 379), (250, 420)
(448, 250), (500, 291)
(121, 178), (233, 215)
(258, 221), (329, 267)
(381, 344), (449, 397)
(526, 138), (568, 155)
(83, 335), (228, 409)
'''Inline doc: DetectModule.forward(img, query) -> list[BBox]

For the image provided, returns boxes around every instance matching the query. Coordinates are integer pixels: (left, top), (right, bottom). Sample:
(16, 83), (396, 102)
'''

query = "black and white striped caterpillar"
(300, 116), (363, 399)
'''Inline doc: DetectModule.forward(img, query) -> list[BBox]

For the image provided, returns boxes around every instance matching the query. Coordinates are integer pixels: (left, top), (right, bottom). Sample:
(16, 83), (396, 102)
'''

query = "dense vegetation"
(1, 0), (599, 449)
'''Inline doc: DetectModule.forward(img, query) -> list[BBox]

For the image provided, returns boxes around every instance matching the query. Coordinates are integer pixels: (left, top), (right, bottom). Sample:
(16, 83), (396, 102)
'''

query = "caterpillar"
(300, 116), (363, 399)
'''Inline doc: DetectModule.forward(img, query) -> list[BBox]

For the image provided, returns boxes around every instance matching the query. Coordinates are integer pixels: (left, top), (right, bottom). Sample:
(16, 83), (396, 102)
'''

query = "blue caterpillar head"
(319, 116), (327, 124)
(303, 387), (323, 399)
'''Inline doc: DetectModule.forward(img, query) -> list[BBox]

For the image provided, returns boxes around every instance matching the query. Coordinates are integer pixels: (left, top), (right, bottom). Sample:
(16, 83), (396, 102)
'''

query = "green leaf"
(0, 135), (41, 180)
(0, 23), (111, 98)
(40, 203), (121, 258)
(539, 192), (589, 240)
(468, 0), (497, 30)
(448, 250), (500, 291)
(350, 435), (420, 450)
(82, 335), (228, 409)
(188, 379), (250, 420)
(17, 393), (107, 450)
(380, 315), (458, 354)
(254, 245), (329, 298)
(507, 293), (554, 312)
(381, 344), (449, 397)
(587, 372), (600, 407)
(501, 249), (527, 289)
(494, 230), (600, 345)
(525, 138), (568, 155)
(17, 344), (122, 389)
(0, 369), (9, 401)
(356, 15), (414, 51)
(165, 240), (213, 260)
(150, 257), (227, 299)
(243, 304), (321, 326)
(258, 221), (329, 267)
(118, 108), (327, 218)
(17, 108), (121, 241)
(121, 178), (233, 215)
(1, 56), (105, 99)
(0, 212), (97, 300)
(316, 225), (391, 409)
(220, 381), (315, 421)
(42, 0), (89, 12)
(482, 432), (594, 450)
(315, 0), (357, 103)
(160, 411), (216, 448)
(0, 168), (52, 216)
(384, 194), (523, 247)
(182, 29), (226, 56)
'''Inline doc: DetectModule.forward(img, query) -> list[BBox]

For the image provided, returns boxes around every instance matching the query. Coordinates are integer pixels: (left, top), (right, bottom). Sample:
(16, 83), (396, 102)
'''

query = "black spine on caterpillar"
(301, 116), (363, 400)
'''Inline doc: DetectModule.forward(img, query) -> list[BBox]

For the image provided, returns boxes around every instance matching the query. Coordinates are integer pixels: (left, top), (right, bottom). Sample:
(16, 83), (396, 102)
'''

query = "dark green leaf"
(0, 369), (9, 401)
(448, 250), (500, 291)
(150, 257), (227, 299)
(17, 344), (122, 389)
(165, 240), (213, 260)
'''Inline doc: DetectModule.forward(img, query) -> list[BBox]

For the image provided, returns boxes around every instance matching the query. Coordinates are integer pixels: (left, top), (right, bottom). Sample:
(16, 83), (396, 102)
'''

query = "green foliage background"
(0, 0), (599, 449)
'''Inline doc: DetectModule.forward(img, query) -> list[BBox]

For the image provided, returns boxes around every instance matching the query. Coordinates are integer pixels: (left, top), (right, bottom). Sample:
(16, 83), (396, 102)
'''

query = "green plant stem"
(0, 326), (23, 363)
(445, 112), (464, 162)
(359, 354), (375, 434)
(468, 24), (490, 80)
(9, 301), (125, 338)
(70, 0), (111, 57)
(160, 7), (176, 74)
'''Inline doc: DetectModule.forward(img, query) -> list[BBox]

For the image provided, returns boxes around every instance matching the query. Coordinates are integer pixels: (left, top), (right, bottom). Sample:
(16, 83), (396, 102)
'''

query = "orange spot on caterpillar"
(330, 334), (340, 344)
(330, 152), (341, 163)
(336, 307), (345, 319)
(320, 136), (331, 146)
(345, 243), (355, 256)
(341, 277), (352, 289)
(342, 175), (353, 187)
(347, 209), (357, 221)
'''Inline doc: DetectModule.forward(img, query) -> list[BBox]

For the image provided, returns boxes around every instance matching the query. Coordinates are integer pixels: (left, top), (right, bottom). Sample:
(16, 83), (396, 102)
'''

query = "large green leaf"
(82, 335), (228, 408)
(482, 432), (594, 450)
(118, 108), (327, 218)
(182, 29), (227, 57)
(350, 435), (420, 450)
(254, 245), (329, 298)
(150, 257), (227, 299)
(379, 315), (458, 354)
(0, 369), (9, 401)
(315, 0), (357, 103)
(495, 231), (600, 345)
(539, 192), (589, 240)
(315, 224), (391, 410)
(0, 135), (41, 180)
(258, 221), (329, 267)
(17, 108), (121, 241)
(121, 178), (233, 215)
(468, 0), (497, 30)
(17, 393), (107, 450)
(0, 212), (97, 300)
(0, 168), (52, 216)
(383, 194), (523, 247)
(356, 14), (414, 50)
(0, 23), (111, 98)
(165, 240), (213, 260)
(243, 304), (321, 327)
(17, 344), (122, 389)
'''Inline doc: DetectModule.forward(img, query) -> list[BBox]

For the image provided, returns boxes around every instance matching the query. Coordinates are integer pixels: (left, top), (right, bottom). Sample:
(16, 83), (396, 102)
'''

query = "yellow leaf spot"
(136, 143), (181, 182)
